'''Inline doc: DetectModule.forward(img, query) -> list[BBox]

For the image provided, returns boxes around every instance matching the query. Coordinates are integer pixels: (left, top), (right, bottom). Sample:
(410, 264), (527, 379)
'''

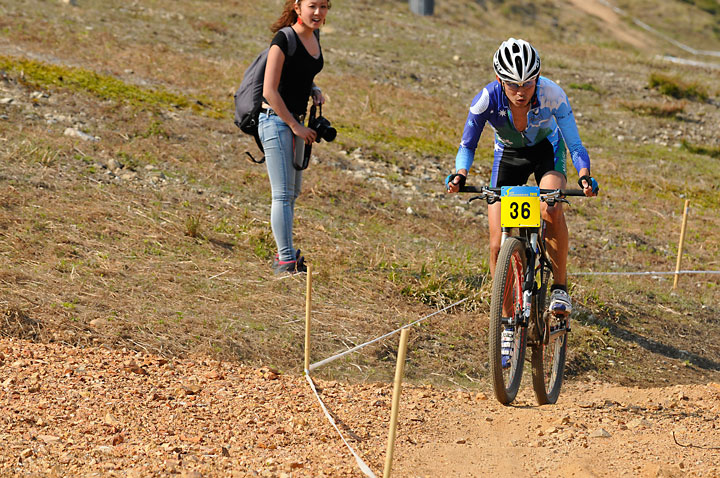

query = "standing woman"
(261, 0), (330, 274)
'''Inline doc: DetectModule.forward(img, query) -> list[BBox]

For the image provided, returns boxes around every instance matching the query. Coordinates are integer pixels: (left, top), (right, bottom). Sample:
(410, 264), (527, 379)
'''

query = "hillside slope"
(2, 0), (720, 476)
(1, 0), (719, 411)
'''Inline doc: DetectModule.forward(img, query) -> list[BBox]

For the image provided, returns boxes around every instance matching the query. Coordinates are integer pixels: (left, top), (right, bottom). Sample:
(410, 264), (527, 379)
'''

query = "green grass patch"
(0, 55), (226, 117)
(680, 140), (720, 159)
(339, 122), (456, 158)
(569, 82), (600, 93)
(649, 73), (708, 101)
(387, 256), (490, 310)
(679, 0), (720, 15)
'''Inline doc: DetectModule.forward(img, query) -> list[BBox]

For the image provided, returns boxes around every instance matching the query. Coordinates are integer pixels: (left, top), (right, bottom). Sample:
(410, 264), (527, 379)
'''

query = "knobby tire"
(489, 237), (527, 405)
(531, 260), (568, 405)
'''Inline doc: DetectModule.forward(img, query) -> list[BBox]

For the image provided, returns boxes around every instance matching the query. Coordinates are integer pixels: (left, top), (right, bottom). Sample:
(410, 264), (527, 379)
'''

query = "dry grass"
(618, 99), (686, 117)
(1, 0), (719, 389)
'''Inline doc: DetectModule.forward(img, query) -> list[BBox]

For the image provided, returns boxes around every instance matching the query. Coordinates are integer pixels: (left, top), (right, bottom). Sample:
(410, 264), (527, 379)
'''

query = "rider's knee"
(542, 204), (564, 222)
(489, 240), (501, 257)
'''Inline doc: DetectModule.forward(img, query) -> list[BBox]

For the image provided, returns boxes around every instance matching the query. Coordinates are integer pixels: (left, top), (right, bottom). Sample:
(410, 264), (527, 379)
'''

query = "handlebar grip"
(560, 189), (586, 197)
(459, 185), (482, 193)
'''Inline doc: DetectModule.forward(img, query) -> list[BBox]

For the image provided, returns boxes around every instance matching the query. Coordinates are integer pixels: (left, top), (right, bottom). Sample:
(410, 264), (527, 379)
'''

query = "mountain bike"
(461, 185), (587, 405)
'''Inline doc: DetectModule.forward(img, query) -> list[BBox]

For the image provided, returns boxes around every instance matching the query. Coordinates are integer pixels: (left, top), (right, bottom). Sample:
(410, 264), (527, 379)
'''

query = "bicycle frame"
(460, 184), (587, 405)
(500, 225), (544, 342)
(466, 185), (583, 337)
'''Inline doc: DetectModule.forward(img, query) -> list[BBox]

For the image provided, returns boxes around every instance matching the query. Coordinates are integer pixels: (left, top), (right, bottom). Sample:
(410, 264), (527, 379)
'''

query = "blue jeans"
(259, 112), (303, 262)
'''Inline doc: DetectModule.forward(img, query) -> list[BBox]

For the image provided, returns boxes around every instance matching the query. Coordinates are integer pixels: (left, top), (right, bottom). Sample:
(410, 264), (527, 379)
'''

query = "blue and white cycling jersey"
(455, 77), (590, 186)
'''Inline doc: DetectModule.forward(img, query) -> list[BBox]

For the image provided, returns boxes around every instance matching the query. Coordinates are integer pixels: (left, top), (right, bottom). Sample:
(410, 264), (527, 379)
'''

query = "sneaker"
(549, 288), (572, 316)
(272, 249), (304, 269)
(273, 259), (307, 275)
(500, 326), (514, 369)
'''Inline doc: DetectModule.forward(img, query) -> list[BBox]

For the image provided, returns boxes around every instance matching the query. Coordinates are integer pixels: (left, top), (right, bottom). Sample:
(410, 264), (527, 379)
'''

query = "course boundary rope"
(305, 295), (470, 477)
(305, 372), (377, 478)
(596, 0), (720, 58)
(569, 270), (720, 276)
(309, 297), (469, 372)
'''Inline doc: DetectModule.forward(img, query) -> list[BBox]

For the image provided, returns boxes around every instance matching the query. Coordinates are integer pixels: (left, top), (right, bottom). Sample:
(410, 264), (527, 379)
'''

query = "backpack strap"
(280, 26), (298, 57)
(245, 126), (265, 164)
(246, 27), (320, 164)
(279, 26), (320, 57)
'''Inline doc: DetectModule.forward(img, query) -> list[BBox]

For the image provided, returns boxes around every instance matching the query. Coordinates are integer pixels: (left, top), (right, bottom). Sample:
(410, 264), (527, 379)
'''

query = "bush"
(649, 73), (708, 101)
(618, 99), (685, 118)
(681, 140), (720, 158)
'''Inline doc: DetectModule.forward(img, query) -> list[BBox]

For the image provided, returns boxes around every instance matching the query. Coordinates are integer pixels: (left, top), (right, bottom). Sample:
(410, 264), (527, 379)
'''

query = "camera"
(307, 104), (336, 143)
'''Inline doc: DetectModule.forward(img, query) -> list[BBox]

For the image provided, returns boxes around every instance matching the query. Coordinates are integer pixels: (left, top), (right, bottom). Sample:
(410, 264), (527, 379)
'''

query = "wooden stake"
(304, 264), (313, 372)
(383, 328), (410, 478)
(673, 200), (690, 290)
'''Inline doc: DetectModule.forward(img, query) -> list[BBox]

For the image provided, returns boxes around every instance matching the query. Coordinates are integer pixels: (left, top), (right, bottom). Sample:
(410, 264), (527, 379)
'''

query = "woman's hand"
(311, 88), (325, 106)
(292, 122), (317, 145)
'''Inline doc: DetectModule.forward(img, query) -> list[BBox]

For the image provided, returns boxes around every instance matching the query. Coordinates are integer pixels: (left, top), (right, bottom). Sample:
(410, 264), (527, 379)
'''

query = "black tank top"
(269, 29), (324, 116)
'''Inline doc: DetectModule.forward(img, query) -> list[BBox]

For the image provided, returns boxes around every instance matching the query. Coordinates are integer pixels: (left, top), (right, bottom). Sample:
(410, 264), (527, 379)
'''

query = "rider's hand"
(445, 171), (467, 193)
(578, 174), (599, 197)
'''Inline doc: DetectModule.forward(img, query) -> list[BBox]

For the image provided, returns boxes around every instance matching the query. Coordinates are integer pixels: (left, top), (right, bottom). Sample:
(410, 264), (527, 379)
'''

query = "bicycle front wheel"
(531, 260), (568, 405)
(488, 237), (527, 405)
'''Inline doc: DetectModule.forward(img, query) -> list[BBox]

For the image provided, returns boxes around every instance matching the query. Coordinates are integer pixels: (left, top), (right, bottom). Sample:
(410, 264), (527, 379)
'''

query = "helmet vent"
(492, 38), (541, 83)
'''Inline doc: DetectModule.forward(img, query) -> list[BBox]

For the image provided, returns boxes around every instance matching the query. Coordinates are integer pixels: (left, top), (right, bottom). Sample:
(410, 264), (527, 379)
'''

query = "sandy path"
(393, 380), (720, 477)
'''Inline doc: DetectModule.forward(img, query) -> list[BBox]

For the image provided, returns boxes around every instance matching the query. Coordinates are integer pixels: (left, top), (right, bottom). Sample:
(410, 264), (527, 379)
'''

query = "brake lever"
(468, 195), (483, 204)
(542, 197), (569, 207)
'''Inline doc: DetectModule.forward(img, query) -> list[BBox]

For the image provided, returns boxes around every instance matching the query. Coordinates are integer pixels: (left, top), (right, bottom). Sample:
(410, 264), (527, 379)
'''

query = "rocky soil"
(2, 337), (719, 477)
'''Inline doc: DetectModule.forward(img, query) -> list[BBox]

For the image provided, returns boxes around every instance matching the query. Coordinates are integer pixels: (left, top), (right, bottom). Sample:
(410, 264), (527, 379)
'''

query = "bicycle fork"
(500, 229), (539, 330)
(523, 232), (540, 325)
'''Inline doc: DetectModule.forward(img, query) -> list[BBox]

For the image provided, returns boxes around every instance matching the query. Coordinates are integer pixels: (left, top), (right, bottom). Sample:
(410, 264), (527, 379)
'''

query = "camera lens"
(322, 126), (337, 142)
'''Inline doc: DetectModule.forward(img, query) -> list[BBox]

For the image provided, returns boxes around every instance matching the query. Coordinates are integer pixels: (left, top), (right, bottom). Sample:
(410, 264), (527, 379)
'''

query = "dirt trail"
(393, 381), (720, 477)
(567, 0), (651, 49)
(2, 337), (719, 477)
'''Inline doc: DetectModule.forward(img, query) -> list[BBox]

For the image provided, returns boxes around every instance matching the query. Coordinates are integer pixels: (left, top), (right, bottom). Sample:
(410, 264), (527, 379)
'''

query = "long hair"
(270, 0), (332, 33)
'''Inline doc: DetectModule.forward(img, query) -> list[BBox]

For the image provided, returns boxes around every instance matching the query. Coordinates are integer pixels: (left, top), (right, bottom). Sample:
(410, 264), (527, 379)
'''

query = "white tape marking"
(305, 372), (377, 478)
(569, 270), (720, 276)
(596, 0), (720, 57)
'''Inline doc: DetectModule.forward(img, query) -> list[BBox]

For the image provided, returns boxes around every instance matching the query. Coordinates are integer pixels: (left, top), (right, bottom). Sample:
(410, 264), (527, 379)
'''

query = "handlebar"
(459, 186), (586, 196)
(458, 185), (588, 206)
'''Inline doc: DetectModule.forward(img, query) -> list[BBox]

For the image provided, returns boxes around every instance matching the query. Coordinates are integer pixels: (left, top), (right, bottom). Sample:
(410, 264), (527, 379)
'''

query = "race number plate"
(501, 186), (541, 227)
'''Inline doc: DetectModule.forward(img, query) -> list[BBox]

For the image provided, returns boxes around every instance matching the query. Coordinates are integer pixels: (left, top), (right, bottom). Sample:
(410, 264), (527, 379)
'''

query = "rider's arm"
(450, 89), (491, 189)
(558, 113), (597, 196)
(549, 84), (590, 173)
(547, 83), (598, 196)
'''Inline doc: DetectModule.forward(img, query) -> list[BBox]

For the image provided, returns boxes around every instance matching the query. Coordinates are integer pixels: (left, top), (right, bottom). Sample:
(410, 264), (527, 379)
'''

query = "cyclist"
(446, 38), (599, 320)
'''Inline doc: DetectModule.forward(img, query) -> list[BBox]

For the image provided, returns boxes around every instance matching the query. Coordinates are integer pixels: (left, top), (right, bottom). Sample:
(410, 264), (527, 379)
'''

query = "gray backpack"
(234, 27), (318, 163)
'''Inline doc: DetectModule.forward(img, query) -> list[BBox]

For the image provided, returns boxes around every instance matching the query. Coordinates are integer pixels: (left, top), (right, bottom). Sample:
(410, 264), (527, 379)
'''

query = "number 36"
(509, 201), (532, 219)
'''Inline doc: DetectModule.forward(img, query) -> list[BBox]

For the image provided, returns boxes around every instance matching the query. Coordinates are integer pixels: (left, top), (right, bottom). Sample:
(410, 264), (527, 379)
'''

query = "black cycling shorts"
(492, 138), (565, 187)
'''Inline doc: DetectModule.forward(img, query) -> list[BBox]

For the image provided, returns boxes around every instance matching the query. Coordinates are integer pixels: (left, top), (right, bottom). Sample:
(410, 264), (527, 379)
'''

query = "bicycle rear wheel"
(531, 260), (568, 405)
(489, 237), (527, 405)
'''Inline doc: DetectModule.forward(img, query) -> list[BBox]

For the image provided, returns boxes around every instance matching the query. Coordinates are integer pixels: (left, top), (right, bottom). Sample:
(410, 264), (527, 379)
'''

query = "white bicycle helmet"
(493, 38), (541, 83)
